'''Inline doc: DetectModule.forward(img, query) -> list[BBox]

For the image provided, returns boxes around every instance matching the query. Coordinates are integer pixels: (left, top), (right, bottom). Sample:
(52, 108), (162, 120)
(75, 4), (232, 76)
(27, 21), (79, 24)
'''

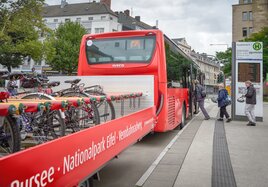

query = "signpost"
(232, 42), (263, 121)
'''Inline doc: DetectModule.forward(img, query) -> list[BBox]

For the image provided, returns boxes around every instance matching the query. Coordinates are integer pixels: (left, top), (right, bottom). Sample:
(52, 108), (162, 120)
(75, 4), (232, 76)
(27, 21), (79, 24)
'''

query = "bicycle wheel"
(0, 116), (20, 153)
(85, 91), (116, 123)
(46, 110), (66, 139)
(95, 100), (115, 123)
(21, 93), (53, 100)
(21, 93), (66, 140)
(61, 92), (100, 131)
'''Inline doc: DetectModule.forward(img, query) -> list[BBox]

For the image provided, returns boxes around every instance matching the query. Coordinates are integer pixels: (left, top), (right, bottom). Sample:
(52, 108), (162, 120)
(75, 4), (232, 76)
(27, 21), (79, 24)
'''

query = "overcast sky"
(45, 0), (238, 55)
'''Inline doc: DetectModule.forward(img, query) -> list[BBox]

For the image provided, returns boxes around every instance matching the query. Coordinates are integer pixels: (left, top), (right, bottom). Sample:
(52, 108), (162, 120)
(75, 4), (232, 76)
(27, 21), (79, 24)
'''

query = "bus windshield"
(86, 36), (156, 64)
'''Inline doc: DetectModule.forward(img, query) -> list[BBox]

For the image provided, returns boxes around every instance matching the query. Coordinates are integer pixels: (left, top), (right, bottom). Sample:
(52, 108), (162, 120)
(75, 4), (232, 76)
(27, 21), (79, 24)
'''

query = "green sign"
(253, 42), (262, 51)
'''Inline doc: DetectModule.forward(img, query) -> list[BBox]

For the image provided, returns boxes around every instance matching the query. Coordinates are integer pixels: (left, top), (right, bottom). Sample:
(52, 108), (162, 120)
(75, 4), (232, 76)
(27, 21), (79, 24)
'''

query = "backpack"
(196, 85), (206, 98)
(201, 90), (206, 98)
(223, 90), (231, 106)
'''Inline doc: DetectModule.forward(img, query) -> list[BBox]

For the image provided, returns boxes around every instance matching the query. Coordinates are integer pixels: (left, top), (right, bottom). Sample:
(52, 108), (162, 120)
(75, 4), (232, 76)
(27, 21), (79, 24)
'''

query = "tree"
(216, 48), (232, 77)
(244, 27), (268, 80)
(0, 0), (51, 72)
(47, 21), (86, 75)
(165, 43), (192, 82)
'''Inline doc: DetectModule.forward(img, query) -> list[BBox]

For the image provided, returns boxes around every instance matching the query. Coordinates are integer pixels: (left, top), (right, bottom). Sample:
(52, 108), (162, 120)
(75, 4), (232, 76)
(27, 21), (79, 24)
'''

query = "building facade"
(172, 38), (220, 93)
(233, 0), (268, 42)
(190, 52), (220, 93)
(172, 38), (192, 55)
(0, 0), (154, 72)
(43, 0), (122, 34)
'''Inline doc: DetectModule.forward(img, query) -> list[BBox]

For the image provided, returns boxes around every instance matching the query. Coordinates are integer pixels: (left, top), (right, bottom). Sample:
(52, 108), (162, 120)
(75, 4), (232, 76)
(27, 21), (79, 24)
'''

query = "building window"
(86, 28), (92, 34)
(95, 28), (104, 33)
(242, 27), (248, 37)
(35, 60), (42, 66)
(243, 0), (252, 3)
(249, 27), (253, 35)
(54, 19), (58, 22)
(249, 11), (253, 20)
(101, 16), (106, 20)
(88, 17), (93, 20)
(65, 18), (70, 22)
(76, 18), (81, 22)
(110, 16), (113, 20)
(242, 12), (248, 21)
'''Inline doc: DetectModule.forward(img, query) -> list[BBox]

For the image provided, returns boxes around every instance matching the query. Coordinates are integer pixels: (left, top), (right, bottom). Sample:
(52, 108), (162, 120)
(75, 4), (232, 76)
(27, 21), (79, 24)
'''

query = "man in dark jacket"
(194, 80), (210, 120)
(244, 80), (256, 126)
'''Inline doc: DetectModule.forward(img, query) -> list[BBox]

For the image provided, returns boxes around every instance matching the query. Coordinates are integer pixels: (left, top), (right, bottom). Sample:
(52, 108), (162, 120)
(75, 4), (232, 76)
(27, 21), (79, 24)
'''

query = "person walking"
(217, 83), (231, 122)
(194, 80), (210, 120)
(244, 80), (256, 126)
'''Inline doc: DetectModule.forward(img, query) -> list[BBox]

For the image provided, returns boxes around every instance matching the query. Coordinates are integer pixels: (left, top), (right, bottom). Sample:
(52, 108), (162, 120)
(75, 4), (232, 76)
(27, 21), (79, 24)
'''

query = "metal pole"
(231, 42), (236, 120)
(189, 64), (193, 118)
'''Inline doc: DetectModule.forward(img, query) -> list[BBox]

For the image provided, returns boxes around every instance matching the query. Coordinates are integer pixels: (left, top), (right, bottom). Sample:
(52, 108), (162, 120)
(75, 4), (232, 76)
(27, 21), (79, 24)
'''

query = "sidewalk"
(137, 101), (268, 187)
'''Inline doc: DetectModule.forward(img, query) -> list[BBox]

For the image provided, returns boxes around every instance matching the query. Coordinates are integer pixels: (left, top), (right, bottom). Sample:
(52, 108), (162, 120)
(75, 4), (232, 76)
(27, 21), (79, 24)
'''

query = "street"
(94, 129), (180, 187)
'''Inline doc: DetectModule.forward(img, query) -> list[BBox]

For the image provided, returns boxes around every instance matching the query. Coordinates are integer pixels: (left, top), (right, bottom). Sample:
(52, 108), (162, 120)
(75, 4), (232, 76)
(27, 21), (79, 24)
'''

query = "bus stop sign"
(232, 42), (263, 121)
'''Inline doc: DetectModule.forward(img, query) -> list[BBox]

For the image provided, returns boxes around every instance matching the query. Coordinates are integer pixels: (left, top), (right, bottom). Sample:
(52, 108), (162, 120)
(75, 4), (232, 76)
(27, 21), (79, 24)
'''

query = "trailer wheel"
(180, 104), (186, 130)
(80, 177), (94, 187)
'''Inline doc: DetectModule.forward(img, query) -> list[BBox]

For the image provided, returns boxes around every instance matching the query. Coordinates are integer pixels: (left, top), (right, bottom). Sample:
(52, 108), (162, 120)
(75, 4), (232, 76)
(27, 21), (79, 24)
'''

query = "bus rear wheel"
(180, 104), (186, 130)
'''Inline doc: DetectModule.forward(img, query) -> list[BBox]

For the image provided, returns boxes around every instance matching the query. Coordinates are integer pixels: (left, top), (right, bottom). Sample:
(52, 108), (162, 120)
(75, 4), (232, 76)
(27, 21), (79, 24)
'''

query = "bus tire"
(80, 177), (94, 187)
(180, 104), (186, 130)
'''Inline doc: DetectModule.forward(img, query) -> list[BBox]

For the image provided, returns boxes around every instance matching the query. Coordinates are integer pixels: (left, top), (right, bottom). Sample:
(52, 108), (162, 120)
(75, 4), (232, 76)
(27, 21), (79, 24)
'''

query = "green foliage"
(244, 27), (268, 80)
(217, 72), (224, 83)
(216, 48), (232, 77)
(47, 21), (86, 75)
(165, 43), (192, 82)
(0, 0), (51, 71)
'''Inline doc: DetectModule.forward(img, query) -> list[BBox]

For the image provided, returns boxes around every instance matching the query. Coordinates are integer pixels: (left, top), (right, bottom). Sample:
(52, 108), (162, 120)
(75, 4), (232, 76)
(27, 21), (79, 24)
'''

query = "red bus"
(0, 30), (198, 187)
(78, 29), (196, 132)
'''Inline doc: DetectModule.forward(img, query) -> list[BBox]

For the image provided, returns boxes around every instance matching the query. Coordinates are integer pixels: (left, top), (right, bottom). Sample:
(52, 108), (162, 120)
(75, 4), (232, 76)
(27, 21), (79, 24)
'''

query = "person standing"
(244, 80), (256, 126)
(31, 67), (38, 77)
(7, 75), (18, 96)
(217, 83), (231, 122)
(194, 80), (210, 120)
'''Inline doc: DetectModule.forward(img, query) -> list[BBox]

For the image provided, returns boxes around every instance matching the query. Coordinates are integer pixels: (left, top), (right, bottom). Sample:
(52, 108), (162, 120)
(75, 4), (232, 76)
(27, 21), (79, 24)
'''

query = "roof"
(42, 2), (117, 18)
(172, 38), (190, 48)
(172, 38), (185, 42)
(117, 12), (153, 30)
(190, 52), (220, 68)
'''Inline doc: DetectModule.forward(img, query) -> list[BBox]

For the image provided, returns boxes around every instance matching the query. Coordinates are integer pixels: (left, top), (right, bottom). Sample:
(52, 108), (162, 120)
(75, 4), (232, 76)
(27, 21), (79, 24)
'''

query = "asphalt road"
(94, 129), (181, 187)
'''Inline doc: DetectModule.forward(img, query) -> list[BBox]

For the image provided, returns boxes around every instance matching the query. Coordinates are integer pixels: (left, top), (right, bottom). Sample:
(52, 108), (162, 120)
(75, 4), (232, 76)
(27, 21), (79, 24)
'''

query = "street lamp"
(210, 43), (229, 49)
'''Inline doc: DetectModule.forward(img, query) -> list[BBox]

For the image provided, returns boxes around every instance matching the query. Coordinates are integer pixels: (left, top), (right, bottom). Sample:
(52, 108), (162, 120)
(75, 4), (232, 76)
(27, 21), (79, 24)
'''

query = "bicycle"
(56, 79), (115, 123)
(15, 102), (65, 146)
(21, 93), (100, 133)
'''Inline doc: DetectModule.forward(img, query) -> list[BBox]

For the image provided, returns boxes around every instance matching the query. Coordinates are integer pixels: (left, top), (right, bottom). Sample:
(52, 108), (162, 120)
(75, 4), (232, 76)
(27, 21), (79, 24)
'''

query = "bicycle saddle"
(64, 79), (81, 84)
(38, 77), (49, 83)
(48, 81), (60, 87)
